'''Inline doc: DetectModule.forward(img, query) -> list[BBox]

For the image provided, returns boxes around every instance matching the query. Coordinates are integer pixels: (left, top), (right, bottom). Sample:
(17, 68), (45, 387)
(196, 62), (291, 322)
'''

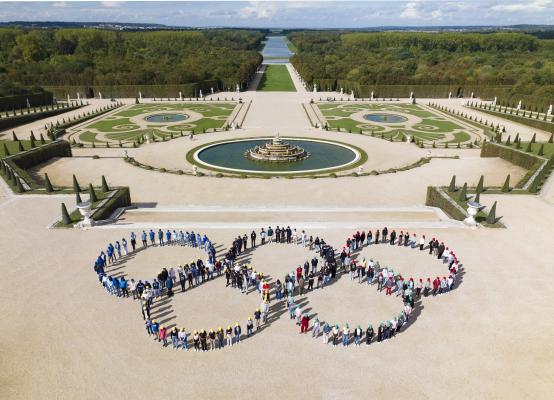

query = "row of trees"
(288, 31), (554, 100)
(0, 28), (264, 88)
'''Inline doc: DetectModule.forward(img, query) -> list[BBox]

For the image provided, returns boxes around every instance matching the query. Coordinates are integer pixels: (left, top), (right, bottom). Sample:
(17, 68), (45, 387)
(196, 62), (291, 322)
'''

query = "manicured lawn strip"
(0, 140), (42, 158)
(502, 142), (554, 158)
(284, 36), (298, 53)
(257, 65), (296, 92)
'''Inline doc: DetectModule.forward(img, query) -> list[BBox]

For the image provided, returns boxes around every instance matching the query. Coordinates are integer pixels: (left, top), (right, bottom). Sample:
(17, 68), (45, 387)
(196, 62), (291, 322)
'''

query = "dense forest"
(288, 31), (554, 106)
(0, 28), (264, 90)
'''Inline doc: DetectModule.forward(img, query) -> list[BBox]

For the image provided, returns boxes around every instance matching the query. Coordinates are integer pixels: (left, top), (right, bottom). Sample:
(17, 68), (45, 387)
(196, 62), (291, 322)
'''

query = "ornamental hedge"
(9, 140), (71, 170)
(0, 104), (81, 131)
(90, 187), (132, 221)
(0, 92), (54, 112)
(480, 142), (547, 189)
(425, 186), (467, 221)
(471, 107), (554, 134)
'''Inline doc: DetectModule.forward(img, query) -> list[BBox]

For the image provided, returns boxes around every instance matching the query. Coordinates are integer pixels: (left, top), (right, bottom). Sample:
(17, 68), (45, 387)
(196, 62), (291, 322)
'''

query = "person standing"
(246, 317), (254, 337)
(179, 328), (188, 350)
(260, 228), (266, 245)
(312, 318), (320, 338)
(300, 313), (309, 333)
(130, 232), (136, 252)
(354, 325), (362, 346)
(268, 226), (274, 243)
(250, 230), (257, 248)
(382, 227), (388, 243)
(366, 324), (374, 345)
(234, 322), (241, 344)
(342, 324), (350, 347)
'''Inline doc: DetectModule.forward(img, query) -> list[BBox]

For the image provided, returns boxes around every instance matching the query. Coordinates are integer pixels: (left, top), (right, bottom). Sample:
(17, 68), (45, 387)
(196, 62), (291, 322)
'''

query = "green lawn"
(257, 65), (296, 92)
(319, 103), (478, 144)
(0, 140), (47, 158)
(78, 102), (235, 144)
(502, 141), (554, 158)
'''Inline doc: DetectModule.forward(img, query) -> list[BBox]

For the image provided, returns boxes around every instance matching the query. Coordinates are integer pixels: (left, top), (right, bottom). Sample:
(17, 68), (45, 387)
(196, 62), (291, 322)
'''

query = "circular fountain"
(244, 134), (310, 163)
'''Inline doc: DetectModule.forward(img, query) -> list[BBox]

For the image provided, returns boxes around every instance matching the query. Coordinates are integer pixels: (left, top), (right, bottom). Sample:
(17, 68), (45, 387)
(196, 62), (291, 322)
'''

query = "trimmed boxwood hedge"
(480, 142), (546, 189)
(0, 92), (53, 112)
(10, 140), (72, 170)
(471, 107), (554, 134)
(91, 187), (131, 221)
(0, 104), (81, 131)
(425, 186), (466, 220)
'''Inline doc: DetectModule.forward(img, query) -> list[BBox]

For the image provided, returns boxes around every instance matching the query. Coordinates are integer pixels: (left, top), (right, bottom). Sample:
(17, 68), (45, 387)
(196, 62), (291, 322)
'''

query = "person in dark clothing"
(251, 230), (257, 248)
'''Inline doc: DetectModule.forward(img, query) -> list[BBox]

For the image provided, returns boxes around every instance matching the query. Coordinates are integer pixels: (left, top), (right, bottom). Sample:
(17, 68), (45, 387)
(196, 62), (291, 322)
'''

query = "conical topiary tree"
(505, 135), (511, 145)
(61, 202), (71, 225)
(101, 175), (109, 192)
(76, 192), (82, 204)
(12, 131), (18, 141)
(476, 175), (484, 193)
(486, 201), (497, 224)
(525, 141), (533, 152)
(17, 141), (24, 152)
(44, 173), (54, 192)
(531, 133), (536, 143)
(514, 133), (520, 143)
(30, 137), (36, 148)
(88, 184), (97, 203)
(538, 143), (544, 156)
(448, 175), (456, 192)
(502, 175), (511, 192)
(72, 174), (81, 193)
(474, 187), (482, 203)
(458, 182), (468, 202)
(549, 133), (553, 144)
(2, 142), (9, 157)
(40, 134), (46, 144)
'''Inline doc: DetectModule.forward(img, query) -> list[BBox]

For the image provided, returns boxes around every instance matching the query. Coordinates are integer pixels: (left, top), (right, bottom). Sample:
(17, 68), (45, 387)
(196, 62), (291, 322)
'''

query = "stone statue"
(493, 96), (497, 106)
(313, 83), (317, 93)
(547, 105), (552, 116)
(449, 92), (452, 99)
(340, 87), (343, 95)
(199, 90), (203, 98)
(179, 91), (182, 100)
(139, 91), (142, 100)
(371, 91), (374, 100)
(236, 84), (240, 93)
(517, 100), (522, 111)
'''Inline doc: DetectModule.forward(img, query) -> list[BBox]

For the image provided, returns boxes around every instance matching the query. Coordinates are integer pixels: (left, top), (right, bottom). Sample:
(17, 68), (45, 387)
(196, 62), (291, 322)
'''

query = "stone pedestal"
(76, 201), (93, 228)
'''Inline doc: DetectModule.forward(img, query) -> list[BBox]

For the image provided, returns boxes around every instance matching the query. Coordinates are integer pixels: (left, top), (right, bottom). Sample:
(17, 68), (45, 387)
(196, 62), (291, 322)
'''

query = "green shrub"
(44, 173), (54, 192)
(61, 202), (71, 225)
(90, 187), (131, 221)
(502, 175), (511, 192)
(72, 174), (81, 193)
(88, 184), (98, 203)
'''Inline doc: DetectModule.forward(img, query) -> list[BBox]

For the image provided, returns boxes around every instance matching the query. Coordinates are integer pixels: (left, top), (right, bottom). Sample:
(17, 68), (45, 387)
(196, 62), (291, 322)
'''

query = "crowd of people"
(90, 225), (462, 350)
(281, 228), (463, 347)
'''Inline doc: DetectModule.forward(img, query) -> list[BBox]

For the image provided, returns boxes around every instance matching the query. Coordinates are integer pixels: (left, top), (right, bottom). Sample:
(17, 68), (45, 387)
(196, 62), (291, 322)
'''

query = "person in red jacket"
(159, 325), (168, 346)
(296, 266), (303, 281)
(432, 277), (440, 296)
(300, 313), (310, 333)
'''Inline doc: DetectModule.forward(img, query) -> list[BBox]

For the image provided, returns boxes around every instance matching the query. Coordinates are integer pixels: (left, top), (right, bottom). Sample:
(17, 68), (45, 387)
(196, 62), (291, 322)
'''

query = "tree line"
(288, 31), (554, 103)
(0, 28), (264, 89)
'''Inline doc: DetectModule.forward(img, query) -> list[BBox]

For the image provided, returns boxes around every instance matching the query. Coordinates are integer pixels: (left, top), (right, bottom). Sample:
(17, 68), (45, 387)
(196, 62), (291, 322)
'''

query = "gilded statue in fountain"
(244, 133), (310, 162)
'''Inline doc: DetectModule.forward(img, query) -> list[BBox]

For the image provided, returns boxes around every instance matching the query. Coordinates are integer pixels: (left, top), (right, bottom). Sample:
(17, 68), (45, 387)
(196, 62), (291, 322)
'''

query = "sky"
(0, 1), (553, 28)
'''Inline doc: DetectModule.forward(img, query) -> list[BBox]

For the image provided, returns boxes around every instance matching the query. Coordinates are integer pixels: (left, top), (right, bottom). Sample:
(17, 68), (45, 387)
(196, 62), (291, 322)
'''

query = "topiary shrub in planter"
(329, 173), (337, 178)
(215, 173), (223, 178)
(92, 155), (100, 159)
(160, 168), (167, 172)
(177, 170), (184, 175)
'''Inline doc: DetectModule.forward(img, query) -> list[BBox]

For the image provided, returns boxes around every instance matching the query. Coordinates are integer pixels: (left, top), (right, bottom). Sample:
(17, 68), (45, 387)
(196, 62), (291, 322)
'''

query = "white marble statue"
(371, 91), (374, 100)
(313, 83), (317, 93)
(199, 90), (203, 98)
(448, 92), (452, 99)
(139, 91), (142, 100)
(547, 104), (552, 116)
(517, 100), (522, 111)
(179, 91), (183, 100)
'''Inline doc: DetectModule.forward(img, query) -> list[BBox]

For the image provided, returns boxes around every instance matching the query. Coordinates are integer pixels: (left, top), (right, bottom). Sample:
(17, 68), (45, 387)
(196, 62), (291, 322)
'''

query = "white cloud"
(52, 2), (67, 8)
(400, 2), (421, 19)
(101, 1), (122, 9)
(238, 1), (278, 19)
(491, 0), (553, 12)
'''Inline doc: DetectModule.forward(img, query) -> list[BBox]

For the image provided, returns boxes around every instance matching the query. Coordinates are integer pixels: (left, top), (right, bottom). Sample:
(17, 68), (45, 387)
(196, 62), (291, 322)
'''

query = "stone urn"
(464, 201), (483, 226)
(76, 201), (93, 228)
